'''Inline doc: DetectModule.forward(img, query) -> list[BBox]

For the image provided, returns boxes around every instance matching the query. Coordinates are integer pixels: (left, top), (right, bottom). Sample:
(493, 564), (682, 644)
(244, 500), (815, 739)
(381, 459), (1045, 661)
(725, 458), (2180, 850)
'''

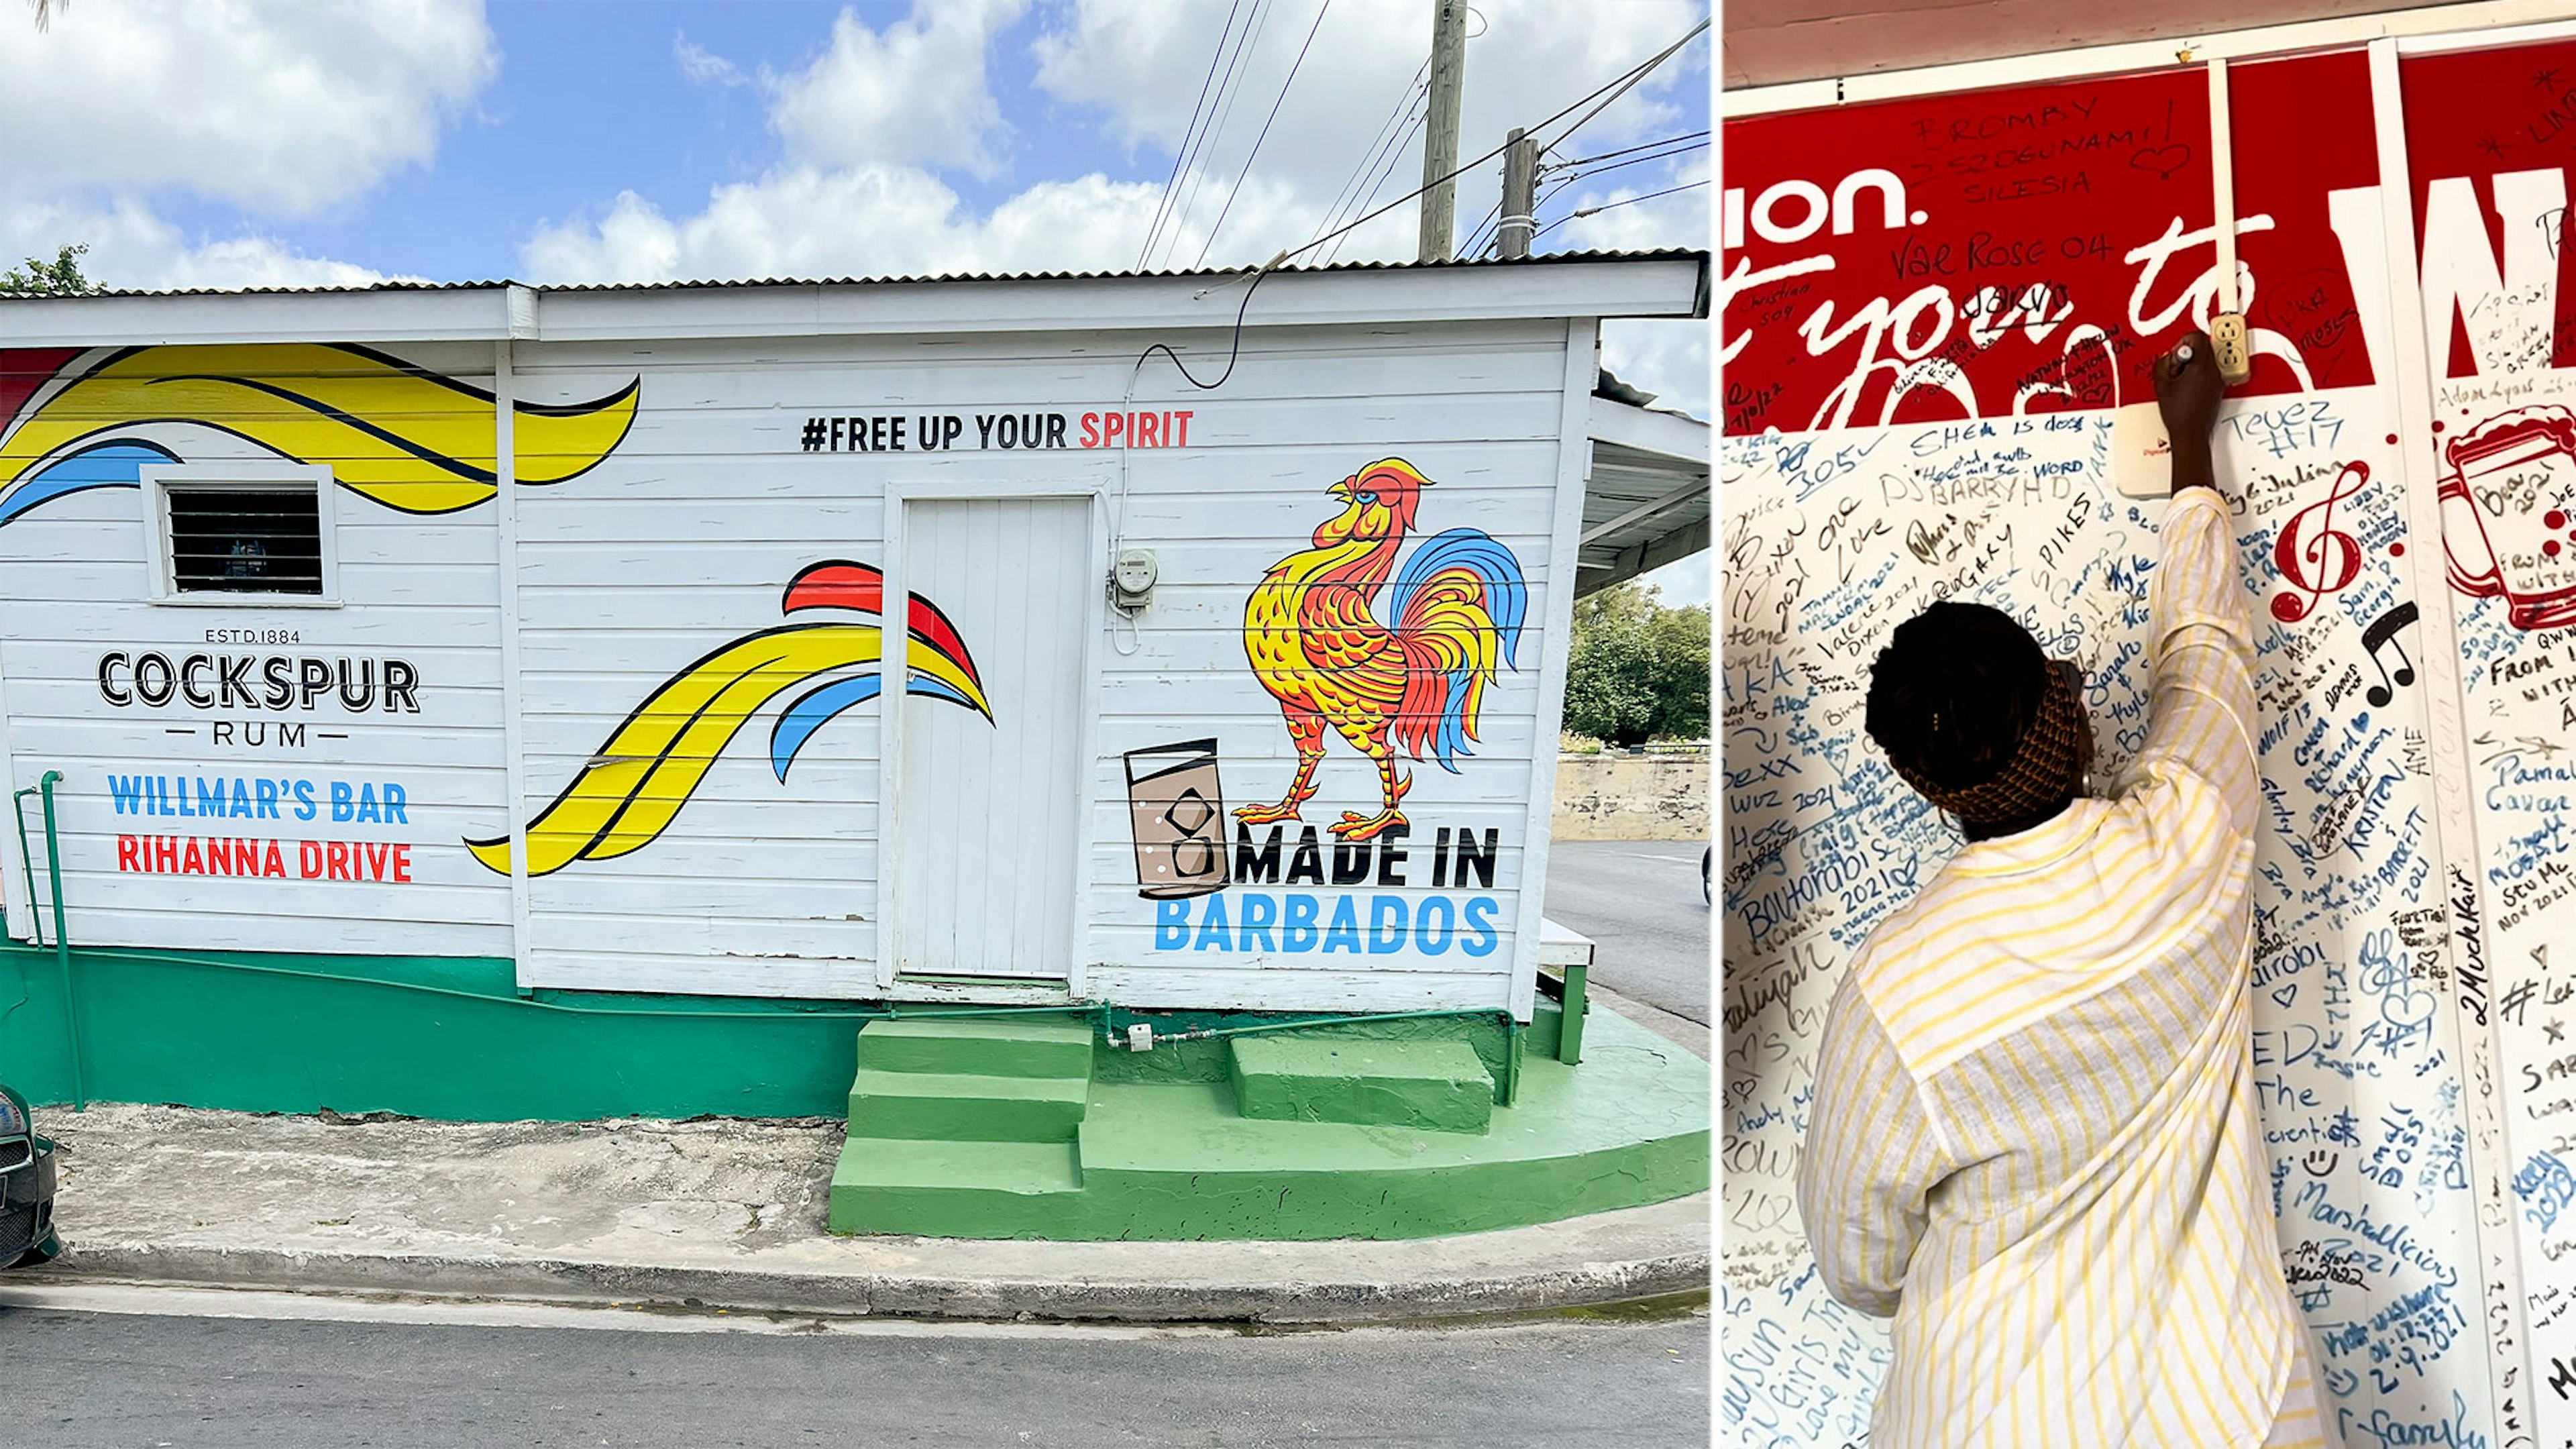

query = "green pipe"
(1556, 963), (1589, 1066)
(9, 945), (1128, 1039)
(12, 787), (48, 947)
(36, 945), (943, 1022)
(34, 771), (82, 1111)
(1504, 1014), (1523, 1106)
(1163, 1007), (1506, 1043)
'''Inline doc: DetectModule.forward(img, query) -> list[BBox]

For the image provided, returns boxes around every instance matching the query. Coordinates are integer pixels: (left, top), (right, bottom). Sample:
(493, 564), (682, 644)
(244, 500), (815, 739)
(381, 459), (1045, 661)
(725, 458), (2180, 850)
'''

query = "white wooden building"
(0, 254), (1706, 1020)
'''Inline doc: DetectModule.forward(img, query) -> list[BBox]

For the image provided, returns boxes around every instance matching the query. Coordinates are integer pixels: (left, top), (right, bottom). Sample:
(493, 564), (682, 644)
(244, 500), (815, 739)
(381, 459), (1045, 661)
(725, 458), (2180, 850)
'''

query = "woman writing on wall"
(1796, 333), (2327, 1448)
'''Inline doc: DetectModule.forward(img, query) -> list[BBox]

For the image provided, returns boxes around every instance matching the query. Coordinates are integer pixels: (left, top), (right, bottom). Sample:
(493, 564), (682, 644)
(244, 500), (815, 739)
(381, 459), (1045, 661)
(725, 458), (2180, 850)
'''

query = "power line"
(1311, 58), (1430, 254)
(1546, 129), (1709, 173)
(1323, 107), (1424, 265)
(1463, 133), (1708, 260)
(1285, 15), (1707, 269)
(1529, 179), (1709, 244)
(1137, 0), (1247, 271)
(1161, 0), (1277, 270)
(1531, 20), (1703, 157)
(1544, 137), (1708, 190)
(1197, 0), (1333, 268)
(1314, 80), (1428, 256)
(1130, 17), (1711, 398)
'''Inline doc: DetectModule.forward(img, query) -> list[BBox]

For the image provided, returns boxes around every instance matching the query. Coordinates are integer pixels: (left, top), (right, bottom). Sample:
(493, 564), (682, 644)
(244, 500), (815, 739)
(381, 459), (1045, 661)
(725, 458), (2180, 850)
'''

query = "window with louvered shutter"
(142, 467), (339, 605)
(166, 487), (325, 595)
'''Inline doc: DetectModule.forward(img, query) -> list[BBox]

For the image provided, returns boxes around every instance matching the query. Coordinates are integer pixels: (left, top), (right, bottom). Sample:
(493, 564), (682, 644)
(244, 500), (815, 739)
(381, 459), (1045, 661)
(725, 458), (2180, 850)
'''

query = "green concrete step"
(1228, 1036), (1495, 1134)
(827, 1009), (1709, 1242)
(828, 1137), (1084, 1237)
(847, 1067), (1089, 1142)
(855, 1016), (1098, 1078)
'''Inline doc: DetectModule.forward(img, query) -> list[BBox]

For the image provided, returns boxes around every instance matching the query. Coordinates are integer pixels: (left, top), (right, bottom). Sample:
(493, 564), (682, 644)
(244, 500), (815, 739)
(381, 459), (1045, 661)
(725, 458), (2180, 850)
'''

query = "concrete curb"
(37, 1198), (1711, 1325)
(34, 1104), (1706, 1326)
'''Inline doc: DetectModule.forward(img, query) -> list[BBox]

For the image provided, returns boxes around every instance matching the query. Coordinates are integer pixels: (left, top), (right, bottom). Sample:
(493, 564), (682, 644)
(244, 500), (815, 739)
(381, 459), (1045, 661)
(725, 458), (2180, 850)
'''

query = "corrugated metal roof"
(3, 248), (1708, 302)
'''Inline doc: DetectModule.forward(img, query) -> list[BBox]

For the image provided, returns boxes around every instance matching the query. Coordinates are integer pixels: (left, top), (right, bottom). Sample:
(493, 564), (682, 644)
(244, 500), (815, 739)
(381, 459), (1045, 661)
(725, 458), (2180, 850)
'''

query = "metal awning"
(1579, 372), (1709, 598)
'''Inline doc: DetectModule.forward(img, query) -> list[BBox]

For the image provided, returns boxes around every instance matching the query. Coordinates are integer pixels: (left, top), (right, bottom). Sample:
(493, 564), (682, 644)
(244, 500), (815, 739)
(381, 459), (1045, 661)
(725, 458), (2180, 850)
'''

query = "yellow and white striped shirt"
(1798, 488), (2327, 1447)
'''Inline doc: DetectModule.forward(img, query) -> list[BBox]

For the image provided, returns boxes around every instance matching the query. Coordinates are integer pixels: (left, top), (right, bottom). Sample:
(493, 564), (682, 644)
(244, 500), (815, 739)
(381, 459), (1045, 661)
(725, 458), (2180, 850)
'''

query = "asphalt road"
(0, 1291), (1710, 1448)
(1544, 839), (1712, 1039)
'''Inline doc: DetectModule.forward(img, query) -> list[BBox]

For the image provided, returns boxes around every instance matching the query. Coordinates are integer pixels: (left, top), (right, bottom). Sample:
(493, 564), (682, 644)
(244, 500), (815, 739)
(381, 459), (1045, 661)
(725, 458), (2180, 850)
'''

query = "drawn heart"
(2271, 982), (2299, 1010)
(2131, 144), (2193, 180)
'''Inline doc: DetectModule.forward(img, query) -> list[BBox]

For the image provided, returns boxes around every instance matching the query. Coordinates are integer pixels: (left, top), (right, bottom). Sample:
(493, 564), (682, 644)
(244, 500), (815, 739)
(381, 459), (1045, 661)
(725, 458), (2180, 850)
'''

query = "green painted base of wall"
(0, 942), (1556, 1126)
(0, 942), (878, 1120)
(828, 1006), (1708, 1241)
(0, 941), (1702, 1242)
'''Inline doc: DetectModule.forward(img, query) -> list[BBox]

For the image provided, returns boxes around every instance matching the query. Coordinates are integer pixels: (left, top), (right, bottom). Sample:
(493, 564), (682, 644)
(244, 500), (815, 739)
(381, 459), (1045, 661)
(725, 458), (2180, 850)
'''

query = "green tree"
(1562, 582), (1709, 747)
(1, 244), (97, 296)
(1644, 598), (1712, 739)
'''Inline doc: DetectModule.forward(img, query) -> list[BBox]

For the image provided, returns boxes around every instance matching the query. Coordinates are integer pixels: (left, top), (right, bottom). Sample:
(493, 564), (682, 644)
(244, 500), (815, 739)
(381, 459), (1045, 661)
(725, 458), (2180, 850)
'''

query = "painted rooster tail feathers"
(1389, 528), (1527, 771)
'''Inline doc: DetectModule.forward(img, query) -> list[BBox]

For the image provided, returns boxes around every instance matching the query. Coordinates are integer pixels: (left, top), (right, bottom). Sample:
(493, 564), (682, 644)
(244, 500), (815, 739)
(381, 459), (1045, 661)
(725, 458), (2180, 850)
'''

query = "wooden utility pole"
(1497, 127), (1538, 259)
(1415, 0), (1468, 262)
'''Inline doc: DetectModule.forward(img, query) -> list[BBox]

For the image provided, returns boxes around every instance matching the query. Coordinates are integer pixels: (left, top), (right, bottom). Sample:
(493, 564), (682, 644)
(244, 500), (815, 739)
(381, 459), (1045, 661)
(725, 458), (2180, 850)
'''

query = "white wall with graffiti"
(1723, 36), (2576, 1449)
(0, 261), (1694, 1017)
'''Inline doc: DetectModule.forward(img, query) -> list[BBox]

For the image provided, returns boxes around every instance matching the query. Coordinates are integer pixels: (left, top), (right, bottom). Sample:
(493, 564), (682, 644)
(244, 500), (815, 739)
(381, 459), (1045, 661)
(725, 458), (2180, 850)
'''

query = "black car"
(0, 1084), (60, 1267)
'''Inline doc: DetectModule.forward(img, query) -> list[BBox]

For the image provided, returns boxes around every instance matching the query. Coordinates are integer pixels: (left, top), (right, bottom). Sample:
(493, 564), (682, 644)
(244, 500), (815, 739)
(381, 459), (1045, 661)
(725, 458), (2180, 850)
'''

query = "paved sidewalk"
(25, 1101), (1708, 1325)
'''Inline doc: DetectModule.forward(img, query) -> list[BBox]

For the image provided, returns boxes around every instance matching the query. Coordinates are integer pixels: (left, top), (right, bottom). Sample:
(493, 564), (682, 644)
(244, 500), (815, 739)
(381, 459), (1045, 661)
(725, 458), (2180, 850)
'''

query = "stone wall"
(1550, 752), (1710, 841)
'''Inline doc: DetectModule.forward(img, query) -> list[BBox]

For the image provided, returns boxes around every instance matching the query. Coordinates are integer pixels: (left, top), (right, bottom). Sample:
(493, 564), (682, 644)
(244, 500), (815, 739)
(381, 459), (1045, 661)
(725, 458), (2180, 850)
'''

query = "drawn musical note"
(2362, 600), (2421, 708)
(2272, 460), (2371, 623)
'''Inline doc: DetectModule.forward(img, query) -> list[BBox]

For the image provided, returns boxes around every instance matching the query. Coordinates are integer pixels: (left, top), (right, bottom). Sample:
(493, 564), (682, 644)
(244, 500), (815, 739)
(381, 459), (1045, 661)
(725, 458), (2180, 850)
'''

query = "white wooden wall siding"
(0, 341), (514, 957)
(895, 496), (1091, 981)
(1, 316), (1584, 1017)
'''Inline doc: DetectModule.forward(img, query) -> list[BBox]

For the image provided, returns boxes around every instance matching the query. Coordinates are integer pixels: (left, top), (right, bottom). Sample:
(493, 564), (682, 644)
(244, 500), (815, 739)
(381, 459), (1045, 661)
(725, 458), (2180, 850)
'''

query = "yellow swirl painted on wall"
(0, 343), (637, 515)
(469, 625), (991, 878)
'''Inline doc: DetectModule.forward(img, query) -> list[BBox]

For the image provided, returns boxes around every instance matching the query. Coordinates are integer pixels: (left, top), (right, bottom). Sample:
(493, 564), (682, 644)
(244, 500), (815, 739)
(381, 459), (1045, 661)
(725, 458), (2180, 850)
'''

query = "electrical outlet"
(2210, 313), (2254, 386)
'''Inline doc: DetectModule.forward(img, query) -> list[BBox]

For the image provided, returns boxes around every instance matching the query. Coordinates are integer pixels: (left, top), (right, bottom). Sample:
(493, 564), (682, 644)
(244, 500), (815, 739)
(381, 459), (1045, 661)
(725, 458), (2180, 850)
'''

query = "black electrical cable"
(1132, 259), (1279, 393)
(1546, 129), (1710, 173)
(1547, 138), (1709, 188)
(1546, 140), (1710, 195)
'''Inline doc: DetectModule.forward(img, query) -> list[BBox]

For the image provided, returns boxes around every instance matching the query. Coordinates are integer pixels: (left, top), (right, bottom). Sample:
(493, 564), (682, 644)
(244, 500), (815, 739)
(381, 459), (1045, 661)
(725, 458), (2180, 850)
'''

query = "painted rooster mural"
(1238, 458), (1526, 842)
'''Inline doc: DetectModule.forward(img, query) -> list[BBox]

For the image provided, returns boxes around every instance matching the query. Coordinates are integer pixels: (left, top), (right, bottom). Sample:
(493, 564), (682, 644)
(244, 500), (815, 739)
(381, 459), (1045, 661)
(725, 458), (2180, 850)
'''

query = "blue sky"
(1, 0), (1709, 600)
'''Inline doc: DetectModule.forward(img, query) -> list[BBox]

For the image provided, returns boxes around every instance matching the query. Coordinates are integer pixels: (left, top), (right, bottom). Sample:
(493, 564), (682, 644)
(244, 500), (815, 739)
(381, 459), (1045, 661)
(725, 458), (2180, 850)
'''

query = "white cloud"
(0, 0), (496, 218)
(524, 167), (1195, 284)
(0, 0), (492, 290)
(765, 0), (1033, 177)
(1032, 0), (1707, 268)
(1603, 318), (1710, 419)
(524, 0), (1705, 466)
(1, 197), (409, 293)
(675, 34), (749, 89)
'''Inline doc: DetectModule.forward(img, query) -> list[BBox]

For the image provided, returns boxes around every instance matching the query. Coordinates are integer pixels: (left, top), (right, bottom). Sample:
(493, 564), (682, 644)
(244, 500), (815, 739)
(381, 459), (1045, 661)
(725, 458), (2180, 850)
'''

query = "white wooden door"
(893, 496), (1090, 980)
